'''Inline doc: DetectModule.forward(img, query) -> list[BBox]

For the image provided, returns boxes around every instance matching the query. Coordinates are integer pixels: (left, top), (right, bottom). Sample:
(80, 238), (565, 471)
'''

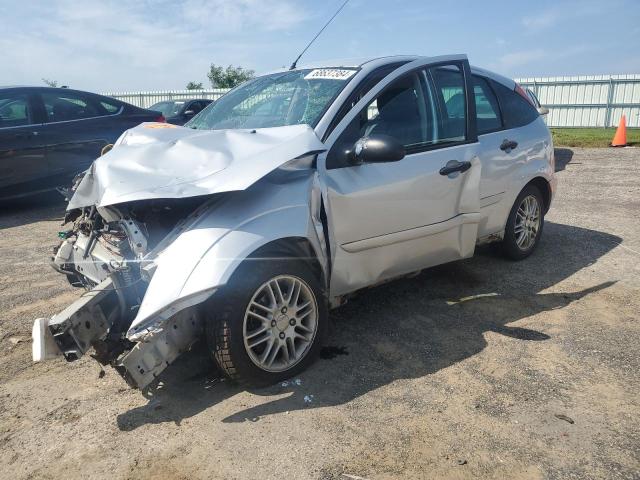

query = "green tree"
(207, 64), (255, 88)
(42, 78), (58, 87)
(186, 81), (203, 90)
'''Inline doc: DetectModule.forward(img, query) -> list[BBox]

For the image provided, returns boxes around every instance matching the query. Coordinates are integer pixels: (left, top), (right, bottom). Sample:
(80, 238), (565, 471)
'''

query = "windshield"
(150, 100), (185, 117)
(186, 68), (357, 130)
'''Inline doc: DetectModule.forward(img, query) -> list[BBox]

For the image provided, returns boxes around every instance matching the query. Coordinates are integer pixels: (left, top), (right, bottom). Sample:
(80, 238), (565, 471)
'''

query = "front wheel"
(205, 255), (327, 385)
(501, 185), (545, 260)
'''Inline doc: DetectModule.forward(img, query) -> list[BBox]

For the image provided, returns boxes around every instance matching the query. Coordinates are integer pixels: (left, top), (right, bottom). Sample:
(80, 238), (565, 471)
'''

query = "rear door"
(319, 56), (482, 296)
(475, 78), (543, 236)
(0, 90), (48, 197)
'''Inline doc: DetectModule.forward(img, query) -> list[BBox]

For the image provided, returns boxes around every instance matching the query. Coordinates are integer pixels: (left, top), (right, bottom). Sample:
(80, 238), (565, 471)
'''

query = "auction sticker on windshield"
(304, 69), (357, 81)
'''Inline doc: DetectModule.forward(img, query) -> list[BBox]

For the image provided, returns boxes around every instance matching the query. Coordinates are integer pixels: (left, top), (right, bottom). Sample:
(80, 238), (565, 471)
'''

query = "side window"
(100, 99), (121, 114)
(41, 92), (102, 123)
(324, 62), (409, 140)
(189, 101), (204, 114)
(327, 71), (433, 168)
(429, 65), (467, 142)
(472, 75), (502, 134)
(0, 93), (33, 128)
(490, 80), (539, 129)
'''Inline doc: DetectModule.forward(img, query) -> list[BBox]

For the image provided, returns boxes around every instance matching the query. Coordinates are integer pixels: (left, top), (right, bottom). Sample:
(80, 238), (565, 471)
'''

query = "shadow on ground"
(554, 148), (574, 172)
(0, 191), (66, 230)
(116, 222), (621, 431)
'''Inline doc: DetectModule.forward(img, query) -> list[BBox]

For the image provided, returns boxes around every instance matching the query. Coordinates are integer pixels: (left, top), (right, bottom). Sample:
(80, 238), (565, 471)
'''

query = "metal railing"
(104, 74), (640, 128)
(102, 89), (229, 109)
(515, 74), (640, 128)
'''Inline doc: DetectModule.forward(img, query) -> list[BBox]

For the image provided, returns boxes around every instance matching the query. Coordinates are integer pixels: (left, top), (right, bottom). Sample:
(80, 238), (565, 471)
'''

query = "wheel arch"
(525, 176), (552, 214)
(245, 237), (327, 290)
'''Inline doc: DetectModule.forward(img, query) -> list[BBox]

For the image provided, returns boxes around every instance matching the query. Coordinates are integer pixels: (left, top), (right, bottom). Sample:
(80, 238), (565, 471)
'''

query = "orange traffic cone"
(610, 115), (627, 147)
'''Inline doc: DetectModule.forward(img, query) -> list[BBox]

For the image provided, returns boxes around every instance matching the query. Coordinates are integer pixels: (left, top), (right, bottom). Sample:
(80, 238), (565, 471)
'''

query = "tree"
(207, 64), (255, 89)
(42, 78), (58, 87)
(186, 81), (203, 90)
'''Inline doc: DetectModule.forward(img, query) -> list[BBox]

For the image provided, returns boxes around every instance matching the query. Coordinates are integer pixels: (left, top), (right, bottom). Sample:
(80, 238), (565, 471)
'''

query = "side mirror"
(537, 106), (549, 116)
(348, 134), (405, 165)
(184, 109), (196, 117)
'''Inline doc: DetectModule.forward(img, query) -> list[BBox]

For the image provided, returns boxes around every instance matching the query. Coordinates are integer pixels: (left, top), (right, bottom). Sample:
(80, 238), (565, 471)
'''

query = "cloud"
(0, 0), (308, 91)
(522, 9), (561, 31)
(495, 50), (547, 69)
(490, 45), (595, 76)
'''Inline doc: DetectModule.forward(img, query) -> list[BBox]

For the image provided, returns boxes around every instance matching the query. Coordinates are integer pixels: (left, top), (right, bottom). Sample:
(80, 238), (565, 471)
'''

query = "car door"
(0, 90), (48, 198)
(319, 56), (482, 296)
(38, 90), (113, 187)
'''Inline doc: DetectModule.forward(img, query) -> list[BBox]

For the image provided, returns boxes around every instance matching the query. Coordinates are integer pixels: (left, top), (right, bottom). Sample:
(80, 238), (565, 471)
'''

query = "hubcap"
(514, 195), (541, 251)
(243, 275), (318, 372)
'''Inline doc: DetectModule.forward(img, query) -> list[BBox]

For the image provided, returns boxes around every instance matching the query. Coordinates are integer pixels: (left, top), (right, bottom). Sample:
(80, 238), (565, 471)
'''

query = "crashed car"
(32, 55), (556, 389)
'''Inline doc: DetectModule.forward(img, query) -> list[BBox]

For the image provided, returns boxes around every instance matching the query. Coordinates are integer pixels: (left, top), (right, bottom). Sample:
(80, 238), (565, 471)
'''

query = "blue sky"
(2, 0), (639, 92)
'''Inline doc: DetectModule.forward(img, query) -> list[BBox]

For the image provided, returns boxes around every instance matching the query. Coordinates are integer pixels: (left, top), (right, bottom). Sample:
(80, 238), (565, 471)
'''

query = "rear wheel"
(502, 185), (544, 260)
(206, 254), (327, 385)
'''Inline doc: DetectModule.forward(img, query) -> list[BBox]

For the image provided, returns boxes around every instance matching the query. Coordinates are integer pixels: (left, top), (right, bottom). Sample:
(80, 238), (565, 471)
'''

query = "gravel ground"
(0, 147), (639, 480)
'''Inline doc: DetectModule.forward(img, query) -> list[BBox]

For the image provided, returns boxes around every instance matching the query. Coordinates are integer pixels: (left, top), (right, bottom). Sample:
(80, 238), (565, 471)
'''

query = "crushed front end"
(33, 199), (206, 389)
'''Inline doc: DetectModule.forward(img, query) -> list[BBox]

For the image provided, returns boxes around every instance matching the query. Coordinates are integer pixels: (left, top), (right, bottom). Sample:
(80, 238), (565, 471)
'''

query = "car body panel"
(68, 123), (326, 209)
(126, 169), (327, 340)
(317, 54), (482, 295)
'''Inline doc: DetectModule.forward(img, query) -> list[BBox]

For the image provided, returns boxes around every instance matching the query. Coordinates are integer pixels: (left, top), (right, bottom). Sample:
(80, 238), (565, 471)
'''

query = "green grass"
(551, 128), (640, 148)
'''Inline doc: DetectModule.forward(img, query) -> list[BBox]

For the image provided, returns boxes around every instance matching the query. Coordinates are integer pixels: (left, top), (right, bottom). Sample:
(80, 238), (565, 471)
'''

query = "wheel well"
(527, 177), (552, 214)
(248, 238), (326, 289)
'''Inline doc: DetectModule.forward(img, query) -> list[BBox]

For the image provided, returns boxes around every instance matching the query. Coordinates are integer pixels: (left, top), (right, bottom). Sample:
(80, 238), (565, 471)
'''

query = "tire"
(501, 184), (545, 260)
(205, 252), (327, 386)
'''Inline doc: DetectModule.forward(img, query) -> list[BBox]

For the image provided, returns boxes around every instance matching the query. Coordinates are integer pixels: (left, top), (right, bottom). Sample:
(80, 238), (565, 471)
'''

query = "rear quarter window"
(472, 75), (502, 134)
(491, 80), (539, 129)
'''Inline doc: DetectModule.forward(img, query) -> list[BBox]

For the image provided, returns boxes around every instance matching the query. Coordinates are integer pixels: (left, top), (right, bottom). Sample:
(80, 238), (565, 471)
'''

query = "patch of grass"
(551, 128), (640, 148)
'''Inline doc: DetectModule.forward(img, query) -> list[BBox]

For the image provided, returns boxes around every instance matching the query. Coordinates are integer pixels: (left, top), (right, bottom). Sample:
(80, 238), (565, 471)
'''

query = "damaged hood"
(68, 123), (326, 209)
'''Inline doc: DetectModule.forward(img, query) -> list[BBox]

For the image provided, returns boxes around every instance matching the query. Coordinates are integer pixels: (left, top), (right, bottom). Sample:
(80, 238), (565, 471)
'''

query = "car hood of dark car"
(68, 123), (326, 210)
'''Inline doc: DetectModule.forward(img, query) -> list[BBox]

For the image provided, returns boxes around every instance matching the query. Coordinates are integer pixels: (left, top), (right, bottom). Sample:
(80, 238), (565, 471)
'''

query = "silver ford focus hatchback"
(33, 55), (556, 388)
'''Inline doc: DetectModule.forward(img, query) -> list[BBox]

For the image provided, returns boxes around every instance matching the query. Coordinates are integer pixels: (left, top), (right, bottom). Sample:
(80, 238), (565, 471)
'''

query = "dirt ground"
(0, 147), (639, 480)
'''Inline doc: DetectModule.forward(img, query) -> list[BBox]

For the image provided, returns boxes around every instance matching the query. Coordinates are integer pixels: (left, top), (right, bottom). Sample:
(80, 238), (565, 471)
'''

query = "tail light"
(155, 115), (166, 123)
(515, 83), (535, 106)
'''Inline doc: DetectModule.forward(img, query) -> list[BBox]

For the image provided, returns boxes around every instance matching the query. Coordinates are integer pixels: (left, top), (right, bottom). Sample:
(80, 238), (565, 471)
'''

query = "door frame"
(319, 54), (478, 171)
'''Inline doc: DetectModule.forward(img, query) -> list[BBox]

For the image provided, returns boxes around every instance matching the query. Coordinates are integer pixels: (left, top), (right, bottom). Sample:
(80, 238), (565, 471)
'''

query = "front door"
(0, 91), (47, 199)
(319, 56), (482, 296)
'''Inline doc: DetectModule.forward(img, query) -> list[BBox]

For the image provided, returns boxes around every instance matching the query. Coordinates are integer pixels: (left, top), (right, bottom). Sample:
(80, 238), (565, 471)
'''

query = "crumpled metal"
(68, 123), (326, 209)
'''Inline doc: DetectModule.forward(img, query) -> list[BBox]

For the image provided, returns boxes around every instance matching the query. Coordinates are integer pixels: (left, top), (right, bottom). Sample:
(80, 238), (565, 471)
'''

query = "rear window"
(472, 75), (502, 134)
(100, 99), (121, 114)
(491, 80), (538, 129)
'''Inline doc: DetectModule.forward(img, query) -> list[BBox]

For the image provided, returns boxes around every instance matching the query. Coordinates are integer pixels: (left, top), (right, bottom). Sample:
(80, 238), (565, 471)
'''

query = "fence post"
(139, 93), (144, 108)
(604, 78), (614, 128)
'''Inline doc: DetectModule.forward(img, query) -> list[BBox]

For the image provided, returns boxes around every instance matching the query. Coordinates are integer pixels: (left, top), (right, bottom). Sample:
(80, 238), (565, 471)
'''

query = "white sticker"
(304, 68), (357, 81)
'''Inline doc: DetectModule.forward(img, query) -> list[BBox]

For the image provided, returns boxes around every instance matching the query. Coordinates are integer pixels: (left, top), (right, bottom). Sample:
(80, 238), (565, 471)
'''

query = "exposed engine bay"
(43, 196), (209, 386)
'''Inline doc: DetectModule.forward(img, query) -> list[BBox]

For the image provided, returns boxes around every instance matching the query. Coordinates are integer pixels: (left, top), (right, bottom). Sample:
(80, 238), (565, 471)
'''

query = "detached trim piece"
(341, 213), (482, 253)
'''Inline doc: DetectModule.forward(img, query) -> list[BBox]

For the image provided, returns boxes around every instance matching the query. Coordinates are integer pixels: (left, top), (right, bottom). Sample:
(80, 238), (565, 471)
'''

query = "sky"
(2, 0), (640, 92)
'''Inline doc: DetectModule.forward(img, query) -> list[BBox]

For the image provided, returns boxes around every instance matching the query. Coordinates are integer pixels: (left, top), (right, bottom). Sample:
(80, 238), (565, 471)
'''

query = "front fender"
(127, 171), (326, 339)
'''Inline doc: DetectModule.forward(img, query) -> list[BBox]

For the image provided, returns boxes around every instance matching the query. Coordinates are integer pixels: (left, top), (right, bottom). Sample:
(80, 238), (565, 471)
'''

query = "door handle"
(439, 160), (472, 176)
(500, 139), (518, 151)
